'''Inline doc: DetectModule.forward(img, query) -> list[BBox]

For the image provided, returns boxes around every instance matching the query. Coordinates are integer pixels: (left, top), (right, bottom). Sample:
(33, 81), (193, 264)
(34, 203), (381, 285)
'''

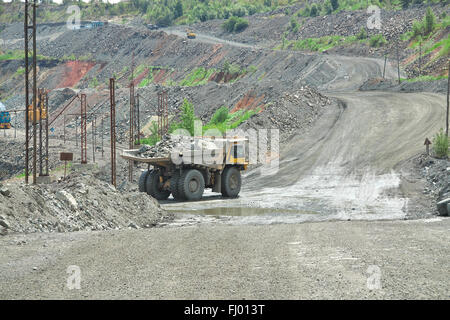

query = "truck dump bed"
(121, 149), (171, 164)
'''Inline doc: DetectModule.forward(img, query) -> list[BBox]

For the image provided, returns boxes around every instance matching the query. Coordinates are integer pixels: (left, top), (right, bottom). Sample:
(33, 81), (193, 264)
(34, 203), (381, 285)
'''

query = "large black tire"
(138, 170), (151, 193)
(178, 169), (205, 201)
(170, 171), (185, 201)
(221, 166), (241, 198)
(146, 170), (171, 200)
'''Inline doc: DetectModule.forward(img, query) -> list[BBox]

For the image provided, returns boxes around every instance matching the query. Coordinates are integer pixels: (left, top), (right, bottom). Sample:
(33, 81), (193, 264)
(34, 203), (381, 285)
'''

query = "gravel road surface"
(1, 218), (448, 299)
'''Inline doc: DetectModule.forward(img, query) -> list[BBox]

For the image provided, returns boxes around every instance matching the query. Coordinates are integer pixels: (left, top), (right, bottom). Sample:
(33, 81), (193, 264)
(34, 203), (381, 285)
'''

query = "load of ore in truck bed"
(136, 135), (218, 158)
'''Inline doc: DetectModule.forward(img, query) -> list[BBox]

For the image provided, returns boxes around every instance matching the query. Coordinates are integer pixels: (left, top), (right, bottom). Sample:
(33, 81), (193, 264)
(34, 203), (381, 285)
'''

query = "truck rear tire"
(139, 170), (151, 193)
(170, 171), (184, 201)
(146, 170), (171, 200)
(221, 166), (241, 198)
(178, 169), (205, 201)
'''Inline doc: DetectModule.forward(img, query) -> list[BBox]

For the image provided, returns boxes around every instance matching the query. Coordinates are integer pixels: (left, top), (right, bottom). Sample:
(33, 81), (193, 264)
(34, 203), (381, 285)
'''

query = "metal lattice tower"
(110, 78), (117, 187)
(80, 94), (87, 164)
(24, 0), (37, 184)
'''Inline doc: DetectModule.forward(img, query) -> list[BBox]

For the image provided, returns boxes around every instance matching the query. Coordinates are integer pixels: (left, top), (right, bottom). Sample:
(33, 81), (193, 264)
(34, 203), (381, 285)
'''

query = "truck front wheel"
(146, 170), (171, 200)
(178, 169), (205, 201)
(221, 166), (241, 198)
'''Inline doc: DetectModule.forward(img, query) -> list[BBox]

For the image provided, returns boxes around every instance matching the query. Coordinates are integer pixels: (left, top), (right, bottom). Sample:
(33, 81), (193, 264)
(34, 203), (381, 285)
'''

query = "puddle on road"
(165, 206), (318, 217)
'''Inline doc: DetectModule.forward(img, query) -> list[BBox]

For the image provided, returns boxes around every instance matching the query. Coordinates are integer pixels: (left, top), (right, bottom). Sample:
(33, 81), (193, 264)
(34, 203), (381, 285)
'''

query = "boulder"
(437, 197), (450, 216)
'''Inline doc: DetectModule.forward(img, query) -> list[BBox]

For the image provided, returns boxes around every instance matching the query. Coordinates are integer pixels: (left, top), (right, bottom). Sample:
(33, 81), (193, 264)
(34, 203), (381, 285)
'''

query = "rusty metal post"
(101, 116), (104, 159)
(92, 115), (96, 163)
(80, 94), (87, 164)
(110, 78), (117, 187)
(32, 0), (37, 184)
(63, 114), (66, 143)
(129, 82), (135, 182)
(136, 93), (140, 145)
(14, 111), (17, 139)
(24, 0), (38, 184)
(157, 91), (169, 138)
(45, 91), (49, 176)
(39, 89), (43, 176)
(75, 116), (78, 147)
(24, 0), (29, 183)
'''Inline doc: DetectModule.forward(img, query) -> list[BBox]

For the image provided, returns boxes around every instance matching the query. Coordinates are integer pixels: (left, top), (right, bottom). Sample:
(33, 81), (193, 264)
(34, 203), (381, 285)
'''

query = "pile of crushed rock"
(415, 154), (450, 216)
(137, 135), (218, 158)
(0, 172), (169, 235)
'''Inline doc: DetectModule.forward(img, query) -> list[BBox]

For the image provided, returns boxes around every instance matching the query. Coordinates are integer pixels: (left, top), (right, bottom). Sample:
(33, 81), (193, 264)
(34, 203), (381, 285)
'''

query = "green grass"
(278, 35), (362, 52)
(0, 50), (54, 61)
(179, 67), (216, 87)
(401, 75), (448, 82)
(14, 67), (25, 76)
(202, 106), (260, 134)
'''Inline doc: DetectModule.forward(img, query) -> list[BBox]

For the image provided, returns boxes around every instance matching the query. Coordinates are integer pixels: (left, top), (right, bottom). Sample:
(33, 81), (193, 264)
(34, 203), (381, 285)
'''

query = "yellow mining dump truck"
(121, 137), (248, 201)
(186, 29), (196, 39)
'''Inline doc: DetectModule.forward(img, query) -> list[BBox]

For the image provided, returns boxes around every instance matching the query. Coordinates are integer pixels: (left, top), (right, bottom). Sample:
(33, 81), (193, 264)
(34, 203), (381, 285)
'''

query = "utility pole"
(92, 115), (96, 163)
(396, 40), (401, 84)
(136, 93), (141, 145)
(110, 78), (117, 187)
(447, 60), (449, 137)
(419, 39), (422, 77)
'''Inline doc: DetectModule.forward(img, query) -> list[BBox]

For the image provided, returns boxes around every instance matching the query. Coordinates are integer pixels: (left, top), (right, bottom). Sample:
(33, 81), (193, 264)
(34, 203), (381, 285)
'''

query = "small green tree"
(174, 0), (183, 19)
(424, 7), (436, 35)
(310, 4), (318, 17)
(400, 0), (410, 9)
(330, 0), (339, 11)
(356, 27), (368, 40)
(289, 16), (299, 32)
(170, 99), (197, 136)
(432, 129), (448, 158)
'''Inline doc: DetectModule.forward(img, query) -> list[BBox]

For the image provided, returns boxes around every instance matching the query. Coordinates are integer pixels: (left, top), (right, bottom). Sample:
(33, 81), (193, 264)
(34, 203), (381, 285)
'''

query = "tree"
(424, 7), (436, 35)
(331, 0), (339, 11)
(174, 0), (183, 19)
(310, 4), (318, 17)
(356, 26), (367, 40)
(400, 0), (410, 9)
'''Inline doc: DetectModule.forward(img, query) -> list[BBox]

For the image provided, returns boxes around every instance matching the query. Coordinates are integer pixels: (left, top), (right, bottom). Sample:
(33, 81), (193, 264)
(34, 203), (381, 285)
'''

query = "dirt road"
(1, 218), (448, 299)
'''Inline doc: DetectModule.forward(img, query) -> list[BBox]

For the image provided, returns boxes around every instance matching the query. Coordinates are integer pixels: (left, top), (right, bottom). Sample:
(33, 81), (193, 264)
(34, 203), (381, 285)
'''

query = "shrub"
(209, 106), (229, 125)
(331, 0), (339, 11)
(289, 16), (299, 33)
(424, 7), (436, 35)
(369, 34), (387, 47)
(310, 4), (319, 17)
(222, 16), (249, 33)
(433, 129), (449, 158)
(356, 27), (367, 40)
(234, 18), (249, 32)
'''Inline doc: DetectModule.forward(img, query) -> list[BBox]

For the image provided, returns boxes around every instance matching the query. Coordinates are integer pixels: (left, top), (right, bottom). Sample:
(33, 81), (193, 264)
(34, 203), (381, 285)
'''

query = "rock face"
(0, 172), (170, 234)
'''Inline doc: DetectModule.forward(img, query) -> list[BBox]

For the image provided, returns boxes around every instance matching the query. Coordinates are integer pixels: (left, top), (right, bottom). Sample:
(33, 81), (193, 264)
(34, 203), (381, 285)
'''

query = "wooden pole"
(446, 60), (449, 137)
(397, 40), (401, 84)
(419, 40), (422, 77)
(383, 54), (387, 79)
